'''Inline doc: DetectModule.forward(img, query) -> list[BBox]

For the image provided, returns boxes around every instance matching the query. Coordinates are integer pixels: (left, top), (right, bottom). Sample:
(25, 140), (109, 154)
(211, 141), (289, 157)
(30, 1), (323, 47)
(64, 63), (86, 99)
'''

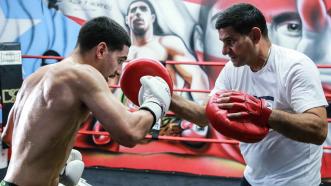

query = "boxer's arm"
(170, 94), (208, 126)
(269, 107), (327, 145)
(77, 68), (154, 147)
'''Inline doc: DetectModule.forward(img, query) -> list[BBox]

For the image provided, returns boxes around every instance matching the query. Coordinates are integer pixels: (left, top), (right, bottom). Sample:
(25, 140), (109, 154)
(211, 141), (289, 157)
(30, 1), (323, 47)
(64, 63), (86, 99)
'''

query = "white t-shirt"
(211, 44), (328, 186)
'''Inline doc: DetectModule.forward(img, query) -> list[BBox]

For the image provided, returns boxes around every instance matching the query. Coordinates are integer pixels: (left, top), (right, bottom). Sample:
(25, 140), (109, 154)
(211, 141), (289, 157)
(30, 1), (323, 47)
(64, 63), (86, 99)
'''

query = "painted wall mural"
(1, 0), (331, 178)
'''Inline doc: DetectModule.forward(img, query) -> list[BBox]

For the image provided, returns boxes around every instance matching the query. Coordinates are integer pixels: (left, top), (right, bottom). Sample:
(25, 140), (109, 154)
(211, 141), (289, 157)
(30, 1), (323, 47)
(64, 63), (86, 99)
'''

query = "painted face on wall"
(126, 1), (155, 36)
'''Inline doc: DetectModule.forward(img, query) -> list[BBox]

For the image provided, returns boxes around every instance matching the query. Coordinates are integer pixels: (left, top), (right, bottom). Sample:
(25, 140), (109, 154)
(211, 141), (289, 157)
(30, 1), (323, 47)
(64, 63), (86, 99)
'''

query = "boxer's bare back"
(2, 59), (97, 185)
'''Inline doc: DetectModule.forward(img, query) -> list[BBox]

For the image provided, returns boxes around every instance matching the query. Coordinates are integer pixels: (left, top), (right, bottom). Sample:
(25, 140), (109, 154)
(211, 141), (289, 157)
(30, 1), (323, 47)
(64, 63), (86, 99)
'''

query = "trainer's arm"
(77, 68), (154, 147)
(268, 58), (328, 145)
(170, 94), (209, 126)
(269, 107), (327, 145)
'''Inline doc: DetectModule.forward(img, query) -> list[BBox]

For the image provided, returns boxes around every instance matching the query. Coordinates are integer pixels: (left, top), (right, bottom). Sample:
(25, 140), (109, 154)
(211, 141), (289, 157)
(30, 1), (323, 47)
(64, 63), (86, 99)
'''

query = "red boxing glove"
(120, 58), (173, 106)
(206, 91), (271, 143)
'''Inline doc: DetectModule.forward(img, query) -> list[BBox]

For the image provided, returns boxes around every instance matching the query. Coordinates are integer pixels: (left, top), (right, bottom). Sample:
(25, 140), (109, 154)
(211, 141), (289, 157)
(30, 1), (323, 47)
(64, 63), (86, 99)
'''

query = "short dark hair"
(77, 16), (131, 53)
(215, 3), (268, 37)
(127, 0), (156, 16)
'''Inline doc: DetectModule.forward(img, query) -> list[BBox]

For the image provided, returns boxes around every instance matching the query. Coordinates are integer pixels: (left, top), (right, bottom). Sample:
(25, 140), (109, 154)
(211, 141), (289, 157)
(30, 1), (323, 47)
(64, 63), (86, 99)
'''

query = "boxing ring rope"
(19, 54), (331, 150)
(78, 130), (331, 150)
(78, 130), (239, 144)
(21, 55), (331, 68)
(21, 55), (331, 97)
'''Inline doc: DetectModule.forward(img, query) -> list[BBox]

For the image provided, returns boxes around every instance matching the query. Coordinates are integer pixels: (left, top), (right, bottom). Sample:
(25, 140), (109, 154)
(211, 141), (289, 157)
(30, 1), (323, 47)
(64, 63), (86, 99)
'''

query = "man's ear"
(249, 27), (262, 44)
(96, 42), (107, 59)
(152, 14), (155, 23)
(125, 16), (129, 26)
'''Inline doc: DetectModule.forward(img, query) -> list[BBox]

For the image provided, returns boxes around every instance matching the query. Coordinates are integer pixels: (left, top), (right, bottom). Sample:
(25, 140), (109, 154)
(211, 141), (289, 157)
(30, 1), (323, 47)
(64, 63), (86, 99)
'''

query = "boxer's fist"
(120, 58), (173, 106)
(206, 91), (271, 143)
(138, 76), (171, 124)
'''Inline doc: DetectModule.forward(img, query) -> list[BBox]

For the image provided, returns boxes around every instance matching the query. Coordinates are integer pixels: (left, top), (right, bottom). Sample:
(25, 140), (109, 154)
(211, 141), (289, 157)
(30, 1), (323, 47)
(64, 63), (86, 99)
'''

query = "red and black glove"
(206, 90), (271, 143)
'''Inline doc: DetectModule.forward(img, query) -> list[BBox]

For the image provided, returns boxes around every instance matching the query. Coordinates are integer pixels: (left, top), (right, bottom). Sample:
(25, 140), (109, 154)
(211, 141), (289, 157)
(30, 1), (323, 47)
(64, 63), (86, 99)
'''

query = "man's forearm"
(170, 94), (209, 126)
(269, 108), (327, 145)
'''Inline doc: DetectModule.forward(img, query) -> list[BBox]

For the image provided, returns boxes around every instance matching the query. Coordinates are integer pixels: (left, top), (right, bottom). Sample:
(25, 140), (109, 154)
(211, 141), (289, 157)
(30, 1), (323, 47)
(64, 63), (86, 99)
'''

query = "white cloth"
(211, 44), (328, 186)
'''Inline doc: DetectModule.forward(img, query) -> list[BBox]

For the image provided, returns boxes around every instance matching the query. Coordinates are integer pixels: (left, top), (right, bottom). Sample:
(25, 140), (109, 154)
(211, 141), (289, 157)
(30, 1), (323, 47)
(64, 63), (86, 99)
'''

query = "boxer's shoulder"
(51, 63), (105, 87)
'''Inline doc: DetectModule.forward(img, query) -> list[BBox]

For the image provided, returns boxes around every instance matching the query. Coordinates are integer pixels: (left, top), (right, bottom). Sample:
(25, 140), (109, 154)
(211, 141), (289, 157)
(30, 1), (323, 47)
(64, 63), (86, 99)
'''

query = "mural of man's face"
(205, 0), (331, 69)
(126, 1), (155, 36)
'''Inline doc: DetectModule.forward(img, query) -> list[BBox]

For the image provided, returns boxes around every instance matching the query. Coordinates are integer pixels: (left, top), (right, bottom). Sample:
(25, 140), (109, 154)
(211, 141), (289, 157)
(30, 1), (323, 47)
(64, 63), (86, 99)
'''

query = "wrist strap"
(150, 119), (161, 139)
(139, 101), (162, 124)
(139, 107), (157, 125)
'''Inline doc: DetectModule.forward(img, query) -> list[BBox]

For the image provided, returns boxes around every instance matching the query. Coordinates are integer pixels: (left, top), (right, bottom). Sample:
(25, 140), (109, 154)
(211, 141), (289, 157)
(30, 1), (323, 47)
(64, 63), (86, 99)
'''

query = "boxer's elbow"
(120, 140), (137, 148)
(116, 136), (138, 148)
(117, 129), (145, 148)
(125, 130), (147, 148)
(113, 131), (137, 148)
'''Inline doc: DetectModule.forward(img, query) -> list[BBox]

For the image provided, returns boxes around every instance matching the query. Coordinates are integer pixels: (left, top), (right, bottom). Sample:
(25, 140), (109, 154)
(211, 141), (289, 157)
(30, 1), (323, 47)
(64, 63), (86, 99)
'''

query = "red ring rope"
(21, 55), (331, 68)
(78, 130), (331, 149)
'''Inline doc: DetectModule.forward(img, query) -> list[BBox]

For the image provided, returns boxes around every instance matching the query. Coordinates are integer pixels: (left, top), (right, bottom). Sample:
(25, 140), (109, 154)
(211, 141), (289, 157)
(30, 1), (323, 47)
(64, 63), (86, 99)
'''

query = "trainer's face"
(126, 1), (155, 36)
(218, 27), (254, 67)
(107, 45), (129, 79)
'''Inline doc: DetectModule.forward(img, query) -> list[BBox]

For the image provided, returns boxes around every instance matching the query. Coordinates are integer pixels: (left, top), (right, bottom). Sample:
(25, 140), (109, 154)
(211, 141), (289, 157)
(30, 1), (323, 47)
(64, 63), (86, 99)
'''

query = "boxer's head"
(77, 16), (131, 79)
(214, 3), (268, 67)
(126, 0), (156, 36)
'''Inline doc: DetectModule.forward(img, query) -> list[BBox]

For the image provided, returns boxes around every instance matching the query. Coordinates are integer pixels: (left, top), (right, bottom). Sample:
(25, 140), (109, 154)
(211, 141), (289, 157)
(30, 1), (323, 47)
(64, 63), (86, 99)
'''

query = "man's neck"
(250, 39), (272, 72)
(131, 29), (154, 46)
(70, 48), (100, 71)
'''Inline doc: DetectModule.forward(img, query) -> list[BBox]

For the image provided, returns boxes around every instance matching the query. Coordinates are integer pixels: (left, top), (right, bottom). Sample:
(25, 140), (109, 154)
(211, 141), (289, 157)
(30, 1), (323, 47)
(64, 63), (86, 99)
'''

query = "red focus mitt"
(206, 90), (271, 143)
(120, 58), (173, 106)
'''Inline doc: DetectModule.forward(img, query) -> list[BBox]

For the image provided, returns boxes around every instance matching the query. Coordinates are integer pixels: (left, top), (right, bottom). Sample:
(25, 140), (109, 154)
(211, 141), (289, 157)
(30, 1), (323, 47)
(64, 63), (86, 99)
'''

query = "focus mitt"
(205, 91), (271, 143)
(120, 58), (173, 106)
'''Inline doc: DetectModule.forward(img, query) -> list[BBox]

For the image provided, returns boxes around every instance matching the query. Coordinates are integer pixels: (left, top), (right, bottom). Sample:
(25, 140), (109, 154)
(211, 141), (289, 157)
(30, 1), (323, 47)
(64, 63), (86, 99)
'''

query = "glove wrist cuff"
(139, 101), (162, 125)
(261, 107), (272, 127)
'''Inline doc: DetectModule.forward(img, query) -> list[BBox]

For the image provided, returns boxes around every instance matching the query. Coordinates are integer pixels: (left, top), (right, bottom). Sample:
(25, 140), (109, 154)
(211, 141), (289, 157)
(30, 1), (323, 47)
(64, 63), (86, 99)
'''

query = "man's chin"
(133, 28), (146, 36)
(231, 60), (244, 67)
(231, 58), (238, 65)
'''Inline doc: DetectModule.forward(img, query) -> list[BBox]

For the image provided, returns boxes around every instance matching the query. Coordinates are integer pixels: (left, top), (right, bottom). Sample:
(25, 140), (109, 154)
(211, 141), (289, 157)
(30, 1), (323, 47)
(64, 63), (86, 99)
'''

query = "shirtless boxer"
(1, 16), (171, 186)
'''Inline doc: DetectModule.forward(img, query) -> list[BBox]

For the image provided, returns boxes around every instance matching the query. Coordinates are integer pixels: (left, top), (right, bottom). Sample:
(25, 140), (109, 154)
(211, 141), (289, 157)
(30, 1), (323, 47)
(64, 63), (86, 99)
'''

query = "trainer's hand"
(138, 76), (171, 124)
(216, 91), (271, 128)
(206, 90), (271, 143)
